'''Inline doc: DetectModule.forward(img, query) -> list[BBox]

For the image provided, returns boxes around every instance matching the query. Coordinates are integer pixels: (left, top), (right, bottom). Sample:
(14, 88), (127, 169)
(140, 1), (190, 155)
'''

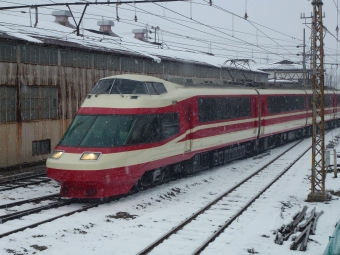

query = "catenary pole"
(308, 0), (327, 202)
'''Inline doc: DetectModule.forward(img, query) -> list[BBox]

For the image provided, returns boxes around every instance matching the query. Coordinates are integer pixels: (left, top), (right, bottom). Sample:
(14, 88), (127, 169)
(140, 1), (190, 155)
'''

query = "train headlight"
(49, 150), (64, 159)
(80, 152), (102, 161)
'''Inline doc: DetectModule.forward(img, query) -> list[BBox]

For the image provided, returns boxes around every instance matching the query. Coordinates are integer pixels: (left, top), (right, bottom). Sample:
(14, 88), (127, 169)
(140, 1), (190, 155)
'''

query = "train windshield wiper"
(113, 85), (123, 97)
(109, 79), (124, 97)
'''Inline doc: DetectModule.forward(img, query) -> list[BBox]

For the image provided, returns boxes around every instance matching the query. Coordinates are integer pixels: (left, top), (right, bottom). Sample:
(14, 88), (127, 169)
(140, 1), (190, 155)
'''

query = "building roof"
(0, 1), (265, 74)
(257, 60), (306, 71)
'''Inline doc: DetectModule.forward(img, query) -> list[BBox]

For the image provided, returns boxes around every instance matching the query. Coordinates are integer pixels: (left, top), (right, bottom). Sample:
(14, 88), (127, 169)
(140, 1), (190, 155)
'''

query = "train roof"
(80, 75), (339, 111)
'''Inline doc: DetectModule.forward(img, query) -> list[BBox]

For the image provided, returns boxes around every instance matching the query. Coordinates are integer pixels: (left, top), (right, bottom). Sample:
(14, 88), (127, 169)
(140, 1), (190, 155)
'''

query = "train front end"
(46, 75), (182, 198)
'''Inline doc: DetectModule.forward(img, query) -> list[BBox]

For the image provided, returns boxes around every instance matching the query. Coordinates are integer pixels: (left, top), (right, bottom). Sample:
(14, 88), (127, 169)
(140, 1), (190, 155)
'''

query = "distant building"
(257, 60), (311, 86)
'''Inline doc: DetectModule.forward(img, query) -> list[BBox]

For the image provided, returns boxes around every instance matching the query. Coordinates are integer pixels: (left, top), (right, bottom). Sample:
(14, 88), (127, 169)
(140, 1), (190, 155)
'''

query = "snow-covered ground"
(1, 130), (340, 255)
(0, 180), (59, 204)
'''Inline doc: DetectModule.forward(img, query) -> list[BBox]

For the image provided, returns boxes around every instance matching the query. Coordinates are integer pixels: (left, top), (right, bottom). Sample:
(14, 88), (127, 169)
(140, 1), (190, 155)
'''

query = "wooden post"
(334, 149), (338, 178)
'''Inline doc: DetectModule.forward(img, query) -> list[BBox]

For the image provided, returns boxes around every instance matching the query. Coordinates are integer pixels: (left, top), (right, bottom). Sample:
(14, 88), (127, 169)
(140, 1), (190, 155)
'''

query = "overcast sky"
(0, 0), (339, 69)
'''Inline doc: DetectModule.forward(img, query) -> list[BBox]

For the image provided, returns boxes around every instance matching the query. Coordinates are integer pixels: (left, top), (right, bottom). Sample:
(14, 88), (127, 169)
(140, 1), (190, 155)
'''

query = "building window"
(0, 86), (17, 123)
(94, 54), (120, 70)
(32, 139), (51, 156)
(61, 50), (92, 69)
(21, 86), (58, 121)
(0, 42), (17, 62)
(20, 45), (58, 65)
(121, 57), (143, 73)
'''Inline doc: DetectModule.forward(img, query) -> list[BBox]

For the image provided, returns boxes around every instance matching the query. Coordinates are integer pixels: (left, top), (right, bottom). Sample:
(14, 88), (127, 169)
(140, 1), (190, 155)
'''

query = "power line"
(0, 0), (185, 11)
(150, 1), (284, 58)
(201, 0), (302, 42)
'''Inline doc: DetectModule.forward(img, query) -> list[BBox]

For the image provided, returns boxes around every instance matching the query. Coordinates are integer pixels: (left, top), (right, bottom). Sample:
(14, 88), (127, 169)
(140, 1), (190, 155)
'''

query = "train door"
(254, 89), (262, 138)
(185, 105), (192, 152)
(260, 98), (265, 136)
(303, 90), (308, 127)
(332, 91), (336, 120)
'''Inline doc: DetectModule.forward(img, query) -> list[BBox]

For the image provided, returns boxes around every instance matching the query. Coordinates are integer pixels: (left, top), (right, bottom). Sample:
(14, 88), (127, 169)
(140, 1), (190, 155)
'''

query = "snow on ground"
(0, 180), (59, 204)
(1, 130), (340, 255)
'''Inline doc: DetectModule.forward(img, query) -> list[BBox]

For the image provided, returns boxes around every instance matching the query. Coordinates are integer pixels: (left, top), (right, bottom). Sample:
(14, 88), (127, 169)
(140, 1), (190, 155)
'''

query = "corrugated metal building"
(0, 20), (268, 169)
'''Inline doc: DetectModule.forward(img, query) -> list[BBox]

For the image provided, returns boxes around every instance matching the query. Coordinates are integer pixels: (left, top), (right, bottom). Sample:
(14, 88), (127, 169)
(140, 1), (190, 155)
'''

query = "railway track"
(0, 194), (70, 224)
(0, 137), (314, 242)
(137, 139), (312, 255)
(0, 193), (124, 239)
(0, 173), (51, 191)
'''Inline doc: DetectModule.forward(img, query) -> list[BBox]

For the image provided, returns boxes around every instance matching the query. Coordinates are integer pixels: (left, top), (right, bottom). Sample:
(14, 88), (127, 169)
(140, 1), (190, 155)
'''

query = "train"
(46, 74), (340, 198)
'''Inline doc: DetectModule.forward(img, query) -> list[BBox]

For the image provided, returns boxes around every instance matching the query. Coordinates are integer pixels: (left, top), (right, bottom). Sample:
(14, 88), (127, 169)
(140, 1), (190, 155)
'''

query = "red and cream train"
(46, 74), (340, 198)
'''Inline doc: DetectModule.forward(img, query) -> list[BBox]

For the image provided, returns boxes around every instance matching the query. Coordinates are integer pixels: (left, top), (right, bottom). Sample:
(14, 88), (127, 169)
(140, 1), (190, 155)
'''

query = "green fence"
(323, 220), (340, 255)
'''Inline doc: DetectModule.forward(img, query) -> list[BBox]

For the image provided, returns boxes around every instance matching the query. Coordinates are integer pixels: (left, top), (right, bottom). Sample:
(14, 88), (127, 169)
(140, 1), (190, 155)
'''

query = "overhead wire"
(200, 0), (295, 57)
(1, 0), (303, 60)
(150, 1), (284, 59)
(0, 0), (302, 62)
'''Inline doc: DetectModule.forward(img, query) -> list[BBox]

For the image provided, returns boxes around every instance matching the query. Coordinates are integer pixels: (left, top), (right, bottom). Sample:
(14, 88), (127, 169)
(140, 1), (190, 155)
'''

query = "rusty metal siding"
(18, 64), (59, 86)
(0, 120), (72, 167)
(0, 62), (17, 85)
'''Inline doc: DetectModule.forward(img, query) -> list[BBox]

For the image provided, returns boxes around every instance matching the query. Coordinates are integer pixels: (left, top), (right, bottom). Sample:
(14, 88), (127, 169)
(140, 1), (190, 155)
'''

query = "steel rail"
(192, 142), (312, 254)
(0, 179), (51, 191)
(0, 1), (185, 11)
(0, 198), (75, 224)
(0, 193), (60, 209)
(0, 202), (101, 238)
(0, 173), (46, 185)
(137, 140), (306, 255)
(0, 194), (125, 238)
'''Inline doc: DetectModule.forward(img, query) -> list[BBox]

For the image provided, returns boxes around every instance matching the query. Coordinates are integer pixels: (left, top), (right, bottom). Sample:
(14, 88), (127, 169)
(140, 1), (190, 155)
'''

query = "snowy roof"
(268, 79), (298, 83)
(0, 2), (263, 74)
(257, 60), (304, 71)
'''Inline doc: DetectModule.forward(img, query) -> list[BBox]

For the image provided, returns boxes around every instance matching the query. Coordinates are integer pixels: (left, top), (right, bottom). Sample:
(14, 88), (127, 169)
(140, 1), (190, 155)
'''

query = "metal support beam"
(223, 59), (256, 82)
(67, 4), (88, 36)
(308, 0), (327, 202)
(34, 7), (38, 27)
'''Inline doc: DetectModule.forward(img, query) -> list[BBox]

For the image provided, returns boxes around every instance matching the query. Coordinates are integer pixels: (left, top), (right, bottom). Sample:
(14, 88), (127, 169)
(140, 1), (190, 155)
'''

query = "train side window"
(215, 98), (227, 120)
(268, 96), (282, 114)
(238, 97), (251, 117)
(146, 82), (158, 95)
(199, 97), (251, 122)
(153, 82), (167, 94)
(198, 98), (216, 122)
(227, 98), (240, 119)
(127, 115), (160, 145)
(325, 95), (332, 107)
(308, 96), (313, 109)
(160, 113), (179, 139)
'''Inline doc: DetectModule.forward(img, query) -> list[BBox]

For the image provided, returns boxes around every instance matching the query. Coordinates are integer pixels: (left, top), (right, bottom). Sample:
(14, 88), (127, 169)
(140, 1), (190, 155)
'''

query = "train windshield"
(58, 114), (179, 147)
(90, 79), (148, 95)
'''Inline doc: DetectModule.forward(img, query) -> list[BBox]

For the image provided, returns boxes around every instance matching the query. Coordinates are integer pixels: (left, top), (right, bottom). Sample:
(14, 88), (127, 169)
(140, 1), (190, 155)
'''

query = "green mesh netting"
(323, 220), (340, 255)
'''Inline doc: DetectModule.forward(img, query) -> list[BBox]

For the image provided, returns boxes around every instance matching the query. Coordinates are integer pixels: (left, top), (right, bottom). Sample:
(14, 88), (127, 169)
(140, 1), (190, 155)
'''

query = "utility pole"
(307, 0), (327, 202)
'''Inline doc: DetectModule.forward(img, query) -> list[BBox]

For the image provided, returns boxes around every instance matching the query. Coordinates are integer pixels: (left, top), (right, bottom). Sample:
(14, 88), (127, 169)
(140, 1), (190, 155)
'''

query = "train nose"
(60, 182), (98, 198)
(85, 188), (97, 197)
(61, 185), (69, 196)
